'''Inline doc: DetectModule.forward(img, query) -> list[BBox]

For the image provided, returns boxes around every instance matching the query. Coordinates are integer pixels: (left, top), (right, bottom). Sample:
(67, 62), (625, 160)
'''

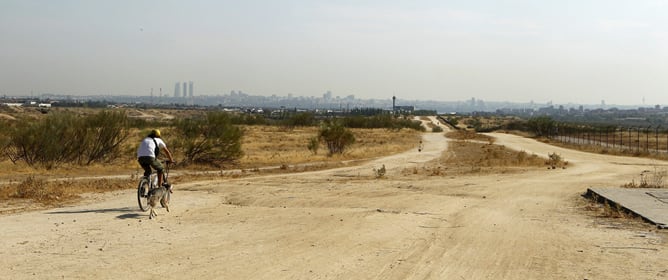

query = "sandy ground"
(1, 118), (668, 280)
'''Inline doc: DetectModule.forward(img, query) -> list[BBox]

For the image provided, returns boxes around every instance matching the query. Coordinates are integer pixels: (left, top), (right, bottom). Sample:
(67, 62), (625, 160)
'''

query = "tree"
(527, 116), (555, 137)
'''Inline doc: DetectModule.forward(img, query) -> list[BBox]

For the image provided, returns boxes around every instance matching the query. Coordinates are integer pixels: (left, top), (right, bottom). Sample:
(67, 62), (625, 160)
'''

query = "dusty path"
(1, 126), (667, 279)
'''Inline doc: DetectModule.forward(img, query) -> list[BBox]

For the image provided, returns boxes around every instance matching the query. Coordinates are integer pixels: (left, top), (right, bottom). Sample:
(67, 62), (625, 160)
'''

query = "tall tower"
(182, 82), (187, 98)
(392, 95), (396, 112)
(188, 81), (194, 97)
(174, 82), (180, 98)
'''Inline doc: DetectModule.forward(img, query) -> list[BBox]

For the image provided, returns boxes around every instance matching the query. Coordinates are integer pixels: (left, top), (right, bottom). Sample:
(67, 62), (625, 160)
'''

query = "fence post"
(645, 125), (652, 152)
(637, 127), (640, 153)
(656, 126), (660, 153)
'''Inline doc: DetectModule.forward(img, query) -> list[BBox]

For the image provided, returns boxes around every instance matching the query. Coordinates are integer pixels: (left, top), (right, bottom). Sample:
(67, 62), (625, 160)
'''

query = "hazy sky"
(1, 0), (667, 105)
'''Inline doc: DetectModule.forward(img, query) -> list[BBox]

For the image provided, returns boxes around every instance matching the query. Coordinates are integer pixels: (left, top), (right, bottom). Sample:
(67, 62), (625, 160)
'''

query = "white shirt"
(137, 137), (167, 158)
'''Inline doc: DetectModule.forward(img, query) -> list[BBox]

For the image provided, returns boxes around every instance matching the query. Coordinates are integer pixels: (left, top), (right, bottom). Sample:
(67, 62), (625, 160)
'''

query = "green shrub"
(4, 111), (129, 169)
(342, 115), (424, 131)
(307, 136), (320, 155)
(318, 120), (355, 155)
(172, 111), (244, 166)
(284, 112), (316, 128)
(231, 113), (267, 125)
(527, 116), (555, 137)
(78, 110), (130, 165)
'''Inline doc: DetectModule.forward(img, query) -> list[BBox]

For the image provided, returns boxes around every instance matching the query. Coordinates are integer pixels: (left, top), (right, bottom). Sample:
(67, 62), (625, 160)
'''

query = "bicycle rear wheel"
(137, 178), (150, 211)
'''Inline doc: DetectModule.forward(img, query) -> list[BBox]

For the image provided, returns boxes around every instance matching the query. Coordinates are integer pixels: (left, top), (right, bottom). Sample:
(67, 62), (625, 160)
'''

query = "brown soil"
(1, 118), (667, 279)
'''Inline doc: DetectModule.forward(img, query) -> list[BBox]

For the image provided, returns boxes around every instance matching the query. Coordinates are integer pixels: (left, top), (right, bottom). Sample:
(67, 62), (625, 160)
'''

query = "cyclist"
(137, 129), (175, 191)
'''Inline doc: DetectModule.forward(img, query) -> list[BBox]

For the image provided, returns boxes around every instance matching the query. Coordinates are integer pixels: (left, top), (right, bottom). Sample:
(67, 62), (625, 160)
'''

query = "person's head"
(149, 129), (161, 138)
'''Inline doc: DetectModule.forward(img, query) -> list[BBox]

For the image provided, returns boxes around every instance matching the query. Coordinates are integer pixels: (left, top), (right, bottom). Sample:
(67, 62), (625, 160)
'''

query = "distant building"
(395, 105), (415, 113)
(174, 82), (180, 98)
(188, 81), (194, 97)
(182, 82), (187, 98)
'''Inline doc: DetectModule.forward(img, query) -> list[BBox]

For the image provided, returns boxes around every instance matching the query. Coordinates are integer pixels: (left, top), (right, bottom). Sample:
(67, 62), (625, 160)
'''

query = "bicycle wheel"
(137, 178), (150, 212)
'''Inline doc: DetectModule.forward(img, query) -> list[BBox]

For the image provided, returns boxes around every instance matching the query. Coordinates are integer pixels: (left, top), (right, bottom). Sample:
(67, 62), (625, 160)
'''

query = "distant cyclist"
(137, 129), (175, 191)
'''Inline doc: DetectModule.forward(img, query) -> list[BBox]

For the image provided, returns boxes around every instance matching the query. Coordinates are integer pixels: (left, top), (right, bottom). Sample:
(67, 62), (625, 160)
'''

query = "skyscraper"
(188, 81), (194, 97)
(182, 82), (187, 98)
(174, 83), (180, 98)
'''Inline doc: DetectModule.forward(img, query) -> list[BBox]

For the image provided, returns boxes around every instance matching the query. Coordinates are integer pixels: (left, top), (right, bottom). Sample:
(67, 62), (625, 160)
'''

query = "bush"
(622, 168), (666, 188)
(231, 113), (267, 125)
(4, 111), (129, 169)
(78, 110), (130, 165)
(307, 136), (320, 155)
(172, 112), (244, 166)
(318, 120), (355, 155)
(342, 115), (424, 131)
(284, 112), (316, 128)
(373, 164), (386, 178)
(546, 152), (567, 169)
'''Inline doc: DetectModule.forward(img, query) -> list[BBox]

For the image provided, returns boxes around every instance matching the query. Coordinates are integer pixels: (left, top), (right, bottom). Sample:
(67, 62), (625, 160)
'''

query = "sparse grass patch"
(373, 164), (386, 178)
(447, 141), (545, 168)
(546, 152), (568, 169)
(621, 167), (666, 188)
(445, 130), (494, 142)
(426, 140), (546, 175)
(239, 126), (419, 169)
(0, 176), (135, 206)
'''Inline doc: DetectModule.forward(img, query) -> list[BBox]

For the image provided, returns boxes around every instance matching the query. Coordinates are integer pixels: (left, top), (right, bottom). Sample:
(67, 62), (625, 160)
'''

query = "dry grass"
(239, 126), (420, 169)
(399, 128), (560, 176)
(0, 176), (134, 207)
(443, 141), (546, 171)
(0, 124), (420, 208)
(454, 115), (522, 130)
(541, 137), (668, 161)
(546, 152), (569, 169)
(621, 167), (667, 189)
(445, 130), (494, 142)
(399, 139), (549, 177)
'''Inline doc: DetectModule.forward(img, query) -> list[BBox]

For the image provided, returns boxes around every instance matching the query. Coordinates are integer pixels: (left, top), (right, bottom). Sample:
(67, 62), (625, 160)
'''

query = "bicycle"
(137, 160), (172, 212)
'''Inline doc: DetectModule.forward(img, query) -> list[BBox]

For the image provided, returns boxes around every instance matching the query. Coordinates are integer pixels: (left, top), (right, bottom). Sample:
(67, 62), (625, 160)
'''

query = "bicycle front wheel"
(137, 179), (150, 212)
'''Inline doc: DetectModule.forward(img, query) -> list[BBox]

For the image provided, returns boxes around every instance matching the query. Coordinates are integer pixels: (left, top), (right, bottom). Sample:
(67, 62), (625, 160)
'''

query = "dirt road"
(1, 126), (667, 279)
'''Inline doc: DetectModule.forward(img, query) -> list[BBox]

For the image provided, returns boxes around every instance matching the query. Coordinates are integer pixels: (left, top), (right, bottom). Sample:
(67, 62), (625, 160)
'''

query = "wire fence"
(549, 124), (668, 155)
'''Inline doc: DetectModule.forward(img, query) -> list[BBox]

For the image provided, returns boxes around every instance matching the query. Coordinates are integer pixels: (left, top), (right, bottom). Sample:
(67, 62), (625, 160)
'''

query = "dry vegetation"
(0, 176), (135, 214)
(541, 137), (668, 161)
(239, 126), (419, 169)
(445, 130), (494, 142)
(438, 141), (547, 174)
(621, 167), (667, 189)
(0, 113), (420, 210)
(0, 110), (596, 214)
(399, 130), (555, 177)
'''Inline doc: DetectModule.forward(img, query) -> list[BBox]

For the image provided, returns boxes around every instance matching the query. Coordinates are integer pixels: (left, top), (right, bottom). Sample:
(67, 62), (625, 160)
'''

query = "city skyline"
(1, 1), (667, 106)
